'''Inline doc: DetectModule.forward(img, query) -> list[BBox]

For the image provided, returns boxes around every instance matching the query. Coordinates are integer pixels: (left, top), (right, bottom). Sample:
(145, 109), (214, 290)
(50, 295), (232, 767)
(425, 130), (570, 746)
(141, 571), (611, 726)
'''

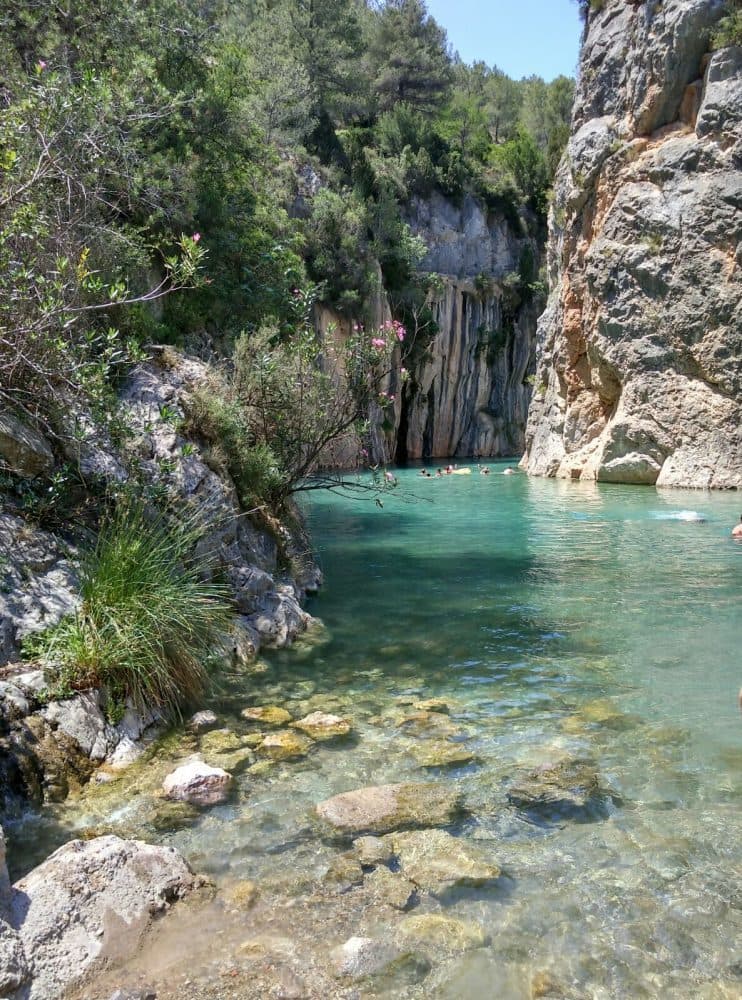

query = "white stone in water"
(162, 758), (232, 806)
(331, 936), (401, 979)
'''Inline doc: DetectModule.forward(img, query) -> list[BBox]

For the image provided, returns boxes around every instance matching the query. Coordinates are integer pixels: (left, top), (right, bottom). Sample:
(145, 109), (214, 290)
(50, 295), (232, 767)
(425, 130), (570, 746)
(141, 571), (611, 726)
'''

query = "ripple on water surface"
(9, 466), (742, 999)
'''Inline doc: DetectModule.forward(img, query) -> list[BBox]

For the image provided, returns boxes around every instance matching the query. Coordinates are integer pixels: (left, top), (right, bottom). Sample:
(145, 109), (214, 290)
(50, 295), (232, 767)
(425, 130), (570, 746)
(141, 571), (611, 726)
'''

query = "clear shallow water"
(9, 465), (742, 999)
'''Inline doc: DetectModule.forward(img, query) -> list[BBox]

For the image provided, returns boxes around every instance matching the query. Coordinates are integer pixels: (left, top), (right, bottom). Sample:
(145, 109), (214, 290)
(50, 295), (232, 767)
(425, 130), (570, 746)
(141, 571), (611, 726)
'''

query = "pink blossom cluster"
(378, 390), (395, 403)
(371, 337), (386, 350)
(381, 319), (406, 342)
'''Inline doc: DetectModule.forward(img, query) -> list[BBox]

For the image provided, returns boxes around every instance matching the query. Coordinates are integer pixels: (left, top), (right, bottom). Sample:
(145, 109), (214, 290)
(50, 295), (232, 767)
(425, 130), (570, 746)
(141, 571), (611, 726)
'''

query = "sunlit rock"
(291, 711), (352, 741)
(241, 705), (292, 726)
(316, 783), (464, 837)
(162, 758), (232, 806)
(386, 828), (500, 894)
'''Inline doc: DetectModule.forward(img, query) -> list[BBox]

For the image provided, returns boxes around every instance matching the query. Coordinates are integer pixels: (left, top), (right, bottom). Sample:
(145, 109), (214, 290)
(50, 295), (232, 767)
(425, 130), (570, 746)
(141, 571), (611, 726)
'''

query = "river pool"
(8, 465), (742, 999)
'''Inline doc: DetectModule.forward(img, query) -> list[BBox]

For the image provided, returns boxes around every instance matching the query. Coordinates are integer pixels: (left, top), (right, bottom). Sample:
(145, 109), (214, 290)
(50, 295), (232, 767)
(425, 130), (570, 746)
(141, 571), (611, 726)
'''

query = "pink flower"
(397, 331), (405, 342)
(371, 337), (386, 349)
(37, 60), (47, 71)
(192, 232), (201, 243)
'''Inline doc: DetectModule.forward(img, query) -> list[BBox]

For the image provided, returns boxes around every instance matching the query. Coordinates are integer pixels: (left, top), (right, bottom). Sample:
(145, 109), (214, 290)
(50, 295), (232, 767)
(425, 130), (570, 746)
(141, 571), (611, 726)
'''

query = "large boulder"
(9, 836), (200, 1000)
(316, 783), (465, 837)
(0, 915), (30, 998)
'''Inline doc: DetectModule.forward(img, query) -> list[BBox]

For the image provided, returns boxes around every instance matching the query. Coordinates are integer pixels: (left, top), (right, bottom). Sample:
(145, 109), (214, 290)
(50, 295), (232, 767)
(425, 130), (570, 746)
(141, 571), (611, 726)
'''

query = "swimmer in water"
(732, 515), (742, 539)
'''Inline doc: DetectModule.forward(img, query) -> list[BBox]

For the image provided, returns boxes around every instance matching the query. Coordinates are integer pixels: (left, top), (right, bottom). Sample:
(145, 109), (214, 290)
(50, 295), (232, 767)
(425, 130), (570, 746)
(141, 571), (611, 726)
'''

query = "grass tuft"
(28, 504), (231, 719)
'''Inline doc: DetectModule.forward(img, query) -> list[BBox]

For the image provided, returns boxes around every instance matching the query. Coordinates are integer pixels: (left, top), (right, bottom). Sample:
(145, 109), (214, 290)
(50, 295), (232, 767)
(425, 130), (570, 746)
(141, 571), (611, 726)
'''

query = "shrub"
(712, 3), (742, 49)
(185, 379), (286, 508)
(27, 504), (231, 718)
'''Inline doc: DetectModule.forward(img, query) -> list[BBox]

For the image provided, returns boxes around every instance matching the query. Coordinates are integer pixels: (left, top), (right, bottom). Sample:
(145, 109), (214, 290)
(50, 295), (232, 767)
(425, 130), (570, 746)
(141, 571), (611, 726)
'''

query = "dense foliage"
(1, 0), (574, 484)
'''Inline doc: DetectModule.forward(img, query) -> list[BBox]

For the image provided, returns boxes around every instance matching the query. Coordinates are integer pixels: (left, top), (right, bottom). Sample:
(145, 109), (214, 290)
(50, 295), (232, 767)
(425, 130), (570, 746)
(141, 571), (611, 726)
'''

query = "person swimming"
(732, 515), (742, 539)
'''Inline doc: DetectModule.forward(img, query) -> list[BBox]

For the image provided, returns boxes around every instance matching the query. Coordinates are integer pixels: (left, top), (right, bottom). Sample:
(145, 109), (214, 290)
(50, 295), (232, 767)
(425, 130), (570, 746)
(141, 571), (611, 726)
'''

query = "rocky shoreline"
(0, 349), (324, 998)
(0, 682), (634, 1000)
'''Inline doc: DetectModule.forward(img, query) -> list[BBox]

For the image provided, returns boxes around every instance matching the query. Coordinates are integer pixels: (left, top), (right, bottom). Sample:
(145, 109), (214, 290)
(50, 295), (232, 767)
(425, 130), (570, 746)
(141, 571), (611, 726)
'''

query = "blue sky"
(424, 0), (583, 81)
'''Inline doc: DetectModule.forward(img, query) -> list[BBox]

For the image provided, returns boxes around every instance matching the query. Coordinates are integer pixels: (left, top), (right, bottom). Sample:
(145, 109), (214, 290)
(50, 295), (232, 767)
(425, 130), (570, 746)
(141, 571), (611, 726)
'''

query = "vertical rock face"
(522, 0), (742, 488)
(314, 193), (539, 465)
(402, 192), (539, 460)
(402, 277), (536, 459)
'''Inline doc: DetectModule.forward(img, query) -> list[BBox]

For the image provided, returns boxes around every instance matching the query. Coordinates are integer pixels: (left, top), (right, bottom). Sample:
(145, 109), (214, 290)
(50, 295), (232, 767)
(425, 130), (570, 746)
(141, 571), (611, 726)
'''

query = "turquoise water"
(11, 465), (742, 999)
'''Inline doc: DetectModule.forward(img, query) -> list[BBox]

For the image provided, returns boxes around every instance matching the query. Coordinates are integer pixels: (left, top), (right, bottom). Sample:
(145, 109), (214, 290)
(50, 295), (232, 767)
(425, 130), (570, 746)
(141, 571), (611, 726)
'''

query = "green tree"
(371, 0), (453, 115)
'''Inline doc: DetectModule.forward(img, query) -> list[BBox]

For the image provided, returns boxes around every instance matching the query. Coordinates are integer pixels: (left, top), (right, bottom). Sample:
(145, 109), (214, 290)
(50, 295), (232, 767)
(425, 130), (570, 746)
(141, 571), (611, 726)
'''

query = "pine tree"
(371, 0), (453, 115)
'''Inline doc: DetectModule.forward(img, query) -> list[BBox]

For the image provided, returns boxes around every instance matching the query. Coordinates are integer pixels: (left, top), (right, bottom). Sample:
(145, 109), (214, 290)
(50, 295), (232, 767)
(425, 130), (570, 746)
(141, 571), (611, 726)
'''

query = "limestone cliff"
(400, 193), (539, 460)
(314, 191), (540, 466)
(522, 0), (742, 488)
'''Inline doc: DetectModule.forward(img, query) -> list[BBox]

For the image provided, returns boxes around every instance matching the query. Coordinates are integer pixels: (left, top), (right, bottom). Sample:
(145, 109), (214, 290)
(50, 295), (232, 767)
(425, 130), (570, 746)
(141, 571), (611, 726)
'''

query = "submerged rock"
(412, 698), (452, 714)
(162, 759), (232, 806)
(331, 935), (394, 978)
(241, 705), (292, 727)
(323, 853), (364, 892)
(386, 828), (500, 894)
(316, 782), (464, 837)
(9, 835), (199, 1000)
(222, 879), (259, 910)
(259, 729), (313, 761)
(398, 913), (489, 953)
(363, 866), (416, 911)
(352, 835), (394, 867)
(411, 741), (477, 769)
(396, 710), (462, 739)
(291, 711), (352, 741)
(507, 756), (619, 822)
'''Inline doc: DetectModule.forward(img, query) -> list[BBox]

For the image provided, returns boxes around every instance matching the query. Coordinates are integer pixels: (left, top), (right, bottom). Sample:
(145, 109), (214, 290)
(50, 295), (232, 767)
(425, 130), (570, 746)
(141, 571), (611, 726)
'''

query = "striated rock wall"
(401, 193), (539, 460)
(522, 0), (742, 488)
(401, 276), (537, 460)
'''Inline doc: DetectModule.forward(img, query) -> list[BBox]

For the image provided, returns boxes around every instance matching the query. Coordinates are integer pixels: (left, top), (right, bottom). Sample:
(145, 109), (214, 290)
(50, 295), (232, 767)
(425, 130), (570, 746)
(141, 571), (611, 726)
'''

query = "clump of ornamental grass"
(28, 504), (231, 718)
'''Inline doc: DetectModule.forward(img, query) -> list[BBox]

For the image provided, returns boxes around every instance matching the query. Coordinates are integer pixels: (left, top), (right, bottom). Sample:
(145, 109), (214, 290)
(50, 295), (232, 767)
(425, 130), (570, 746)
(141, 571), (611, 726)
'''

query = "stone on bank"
(5, 835), (200, 1000)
